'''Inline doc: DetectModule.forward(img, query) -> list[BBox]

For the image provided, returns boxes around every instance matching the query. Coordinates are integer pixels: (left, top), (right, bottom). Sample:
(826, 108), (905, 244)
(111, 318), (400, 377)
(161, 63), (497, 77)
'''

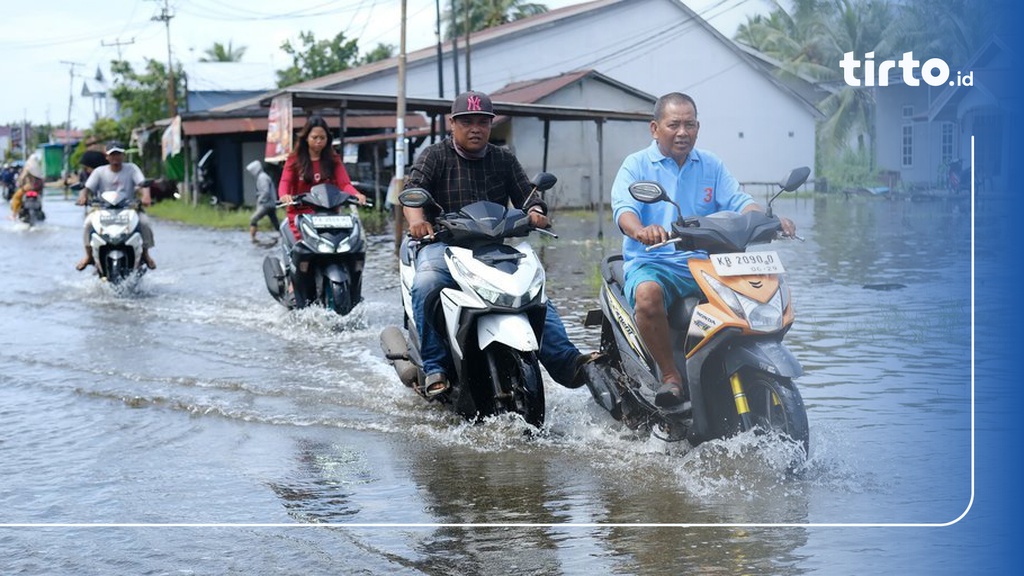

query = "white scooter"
(380, 173), (558, 427)
(86, 190), (147, 285)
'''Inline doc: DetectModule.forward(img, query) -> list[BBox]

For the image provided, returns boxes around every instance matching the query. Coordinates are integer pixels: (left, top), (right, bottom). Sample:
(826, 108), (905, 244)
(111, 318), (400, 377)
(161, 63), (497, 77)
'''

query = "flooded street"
(1, 191), (978, 574)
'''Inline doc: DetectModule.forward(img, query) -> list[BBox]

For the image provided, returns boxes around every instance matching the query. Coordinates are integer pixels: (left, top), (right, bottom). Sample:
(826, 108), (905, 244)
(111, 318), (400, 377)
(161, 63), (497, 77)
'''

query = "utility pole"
(60, 60), (82, 198)
(151, 0), (177, 117)
(464, 0), (471, 90)
(450, 1), (460, 94)
(393, 0), (408, 253)
(101, 37), (135, 62)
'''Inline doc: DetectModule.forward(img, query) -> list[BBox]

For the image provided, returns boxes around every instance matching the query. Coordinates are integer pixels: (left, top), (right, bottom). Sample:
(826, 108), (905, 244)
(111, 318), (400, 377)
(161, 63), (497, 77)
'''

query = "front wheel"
(485, 347), (545, 428)
(325, 277), (353, 316)
(737, 370), (809, 455)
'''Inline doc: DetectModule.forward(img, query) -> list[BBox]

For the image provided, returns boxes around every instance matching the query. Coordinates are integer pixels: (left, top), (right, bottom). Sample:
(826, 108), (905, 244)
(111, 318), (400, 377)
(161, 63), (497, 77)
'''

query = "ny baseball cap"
(450, 91), (495, 118)
(106, 141), (126, 154)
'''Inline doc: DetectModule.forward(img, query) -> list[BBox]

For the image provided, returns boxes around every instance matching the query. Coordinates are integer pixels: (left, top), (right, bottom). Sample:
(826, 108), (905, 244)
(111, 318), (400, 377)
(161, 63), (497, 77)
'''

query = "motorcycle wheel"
(326, 278), (353, 316)
(484, 347), (545, 428)
(736, 370), (809, 455)
(106, 259), (123, 285)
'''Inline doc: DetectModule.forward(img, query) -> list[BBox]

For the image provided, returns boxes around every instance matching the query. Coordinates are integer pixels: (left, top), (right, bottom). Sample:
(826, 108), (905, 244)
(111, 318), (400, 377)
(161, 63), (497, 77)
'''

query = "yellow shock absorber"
(730, 372), (754, 431)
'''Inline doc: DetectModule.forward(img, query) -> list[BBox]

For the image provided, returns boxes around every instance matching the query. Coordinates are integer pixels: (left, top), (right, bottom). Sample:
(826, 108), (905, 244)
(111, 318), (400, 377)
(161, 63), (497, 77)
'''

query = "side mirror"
(399, 188), (433, 208)
(628, 181), (669, 204)
(530, 172), (558, 192)
(779, 166), (810, 192)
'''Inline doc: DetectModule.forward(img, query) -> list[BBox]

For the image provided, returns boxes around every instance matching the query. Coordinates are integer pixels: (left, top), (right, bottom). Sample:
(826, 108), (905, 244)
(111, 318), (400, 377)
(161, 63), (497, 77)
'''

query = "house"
(875, 37), (1013, 192)
(487, 70), (656, 207)
(216, 0), (821, 205)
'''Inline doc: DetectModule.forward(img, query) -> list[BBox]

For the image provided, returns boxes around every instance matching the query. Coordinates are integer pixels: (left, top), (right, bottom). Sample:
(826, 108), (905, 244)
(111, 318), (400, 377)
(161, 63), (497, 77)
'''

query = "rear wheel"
(485, 347), (545, 428)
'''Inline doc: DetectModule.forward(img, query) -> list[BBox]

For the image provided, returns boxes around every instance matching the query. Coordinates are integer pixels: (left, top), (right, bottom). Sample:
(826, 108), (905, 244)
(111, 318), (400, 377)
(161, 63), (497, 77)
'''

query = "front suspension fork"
(730, 372), (754, 432)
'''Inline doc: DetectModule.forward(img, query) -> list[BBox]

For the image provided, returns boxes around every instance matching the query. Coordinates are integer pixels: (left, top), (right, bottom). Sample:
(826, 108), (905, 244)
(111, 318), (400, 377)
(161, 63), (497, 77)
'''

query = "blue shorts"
(623, 260), (700, 311)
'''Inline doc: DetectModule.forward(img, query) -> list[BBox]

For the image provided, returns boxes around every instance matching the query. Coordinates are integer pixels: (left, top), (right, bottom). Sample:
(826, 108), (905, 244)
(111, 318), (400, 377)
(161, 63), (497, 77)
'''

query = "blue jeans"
(410, 241), (581, 386)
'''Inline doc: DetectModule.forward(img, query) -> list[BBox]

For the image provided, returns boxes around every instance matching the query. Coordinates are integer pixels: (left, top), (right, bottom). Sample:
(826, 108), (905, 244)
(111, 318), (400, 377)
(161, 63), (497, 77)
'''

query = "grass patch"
(148, 196), (391, 234)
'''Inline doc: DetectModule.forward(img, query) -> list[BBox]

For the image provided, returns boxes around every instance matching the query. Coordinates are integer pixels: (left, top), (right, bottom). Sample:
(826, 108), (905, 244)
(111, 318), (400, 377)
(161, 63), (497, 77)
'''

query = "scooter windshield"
(304, 184), (352, 210)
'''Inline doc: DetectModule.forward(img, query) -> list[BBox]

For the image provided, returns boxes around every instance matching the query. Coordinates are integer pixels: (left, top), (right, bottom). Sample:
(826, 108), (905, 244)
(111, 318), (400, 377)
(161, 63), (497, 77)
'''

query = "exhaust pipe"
(380, 326), (418, 388)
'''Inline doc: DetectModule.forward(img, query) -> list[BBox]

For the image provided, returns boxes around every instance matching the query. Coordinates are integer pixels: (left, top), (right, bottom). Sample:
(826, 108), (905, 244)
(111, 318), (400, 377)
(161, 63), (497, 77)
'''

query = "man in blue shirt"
(610, 92), (796, 407)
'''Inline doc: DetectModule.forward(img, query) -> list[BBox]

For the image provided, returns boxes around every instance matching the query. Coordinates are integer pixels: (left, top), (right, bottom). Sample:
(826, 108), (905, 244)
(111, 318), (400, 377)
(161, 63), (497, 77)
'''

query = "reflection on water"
(0, 194), (974, 574)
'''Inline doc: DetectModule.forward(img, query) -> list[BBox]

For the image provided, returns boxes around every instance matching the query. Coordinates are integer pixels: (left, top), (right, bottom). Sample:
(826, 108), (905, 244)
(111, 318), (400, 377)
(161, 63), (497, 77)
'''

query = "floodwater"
(1, 191), (976, 574)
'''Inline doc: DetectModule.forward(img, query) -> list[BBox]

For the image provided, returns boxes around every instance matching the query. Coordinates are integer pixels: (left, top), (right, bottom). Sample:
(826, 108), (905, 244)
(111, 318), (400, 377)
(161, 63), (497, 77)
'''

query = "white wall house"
(876, 37), (1012, 193)
(272, 0), (820, 202)
(487, 70), (656, 207)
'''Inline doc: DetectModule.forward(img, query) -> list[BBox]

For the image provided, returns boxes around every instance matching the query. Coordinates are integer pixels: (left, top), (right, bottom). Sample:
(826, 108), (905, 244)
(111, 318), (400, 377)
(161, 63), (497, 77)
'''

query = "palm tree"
(735, 0), (894, 168)
(443, 0), (549, 39)
(199, 41), (247, 63)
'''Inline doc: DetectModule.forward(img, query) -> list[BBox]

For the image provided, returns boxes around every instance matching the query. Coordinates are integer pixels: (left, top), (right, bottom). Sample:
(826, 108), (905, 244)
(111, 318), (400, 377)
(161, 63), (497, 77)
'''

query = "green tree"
(110, 58), (186, 130)
(276, 31), (360, 87)
(70, 117), (125, 169)
(359, 42), (396, 65)
(443, 0), (548, 39)
(199, 41), (247, 62)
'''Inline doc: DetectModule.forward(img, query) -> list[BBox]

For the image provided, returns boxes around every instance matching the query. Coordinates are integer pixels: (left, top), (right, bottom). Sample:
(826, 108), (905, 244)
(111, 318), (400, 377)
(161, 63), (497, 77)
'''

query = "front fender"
(477, 314), (539, 352)
(723, 339), (803, 379)
(322, 262), (350, 285)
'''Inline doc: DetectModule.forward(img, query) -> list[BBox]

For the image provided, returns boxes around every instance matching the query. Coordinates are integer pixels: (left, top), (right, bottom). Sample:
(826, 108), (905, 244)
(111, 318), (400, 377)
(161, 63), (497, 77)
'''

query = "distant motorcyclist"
(75, 141), (156, 271)
(611, 92), (797, 407)
(9, 154), (43, 219)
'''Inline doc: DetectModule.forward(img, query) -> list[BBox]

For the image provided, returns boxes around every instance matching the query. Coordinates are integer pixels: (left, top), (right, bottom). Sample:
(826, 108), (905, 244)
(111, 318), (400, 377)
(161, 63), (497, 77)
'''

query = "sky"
(0, 0), (766, 130)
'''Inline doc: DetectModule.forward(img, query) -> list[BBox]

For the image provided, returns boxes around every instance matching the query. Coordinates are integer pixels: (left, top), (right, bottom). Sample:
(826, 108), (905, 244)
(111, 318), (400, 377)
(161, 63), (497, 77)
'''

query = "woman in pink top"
(278, 115), (366, 240)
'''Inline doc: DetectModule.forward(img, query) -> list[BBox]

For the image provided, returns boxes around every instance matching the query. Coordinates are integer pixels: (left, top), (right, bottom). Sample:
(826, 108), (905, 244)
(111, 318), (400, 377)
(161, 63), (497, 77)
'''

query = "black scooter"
(262, 183), (368, 316)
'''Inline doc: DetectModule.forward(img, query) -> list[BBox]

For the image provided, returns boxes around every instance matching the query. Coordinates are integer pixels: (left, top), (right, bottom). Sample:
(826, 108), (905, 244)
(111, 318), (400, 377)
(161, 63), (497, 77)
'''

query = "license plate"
(311, 215), (353, 229)
(710, 251), (785, 276)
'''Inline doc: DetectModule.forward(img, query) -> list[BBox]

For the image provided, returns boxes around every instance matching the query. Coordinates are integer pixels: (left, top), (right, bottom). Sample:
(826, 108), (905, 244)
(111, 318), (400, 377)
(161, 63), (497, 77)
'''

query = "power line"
(101, 37), (136, 61)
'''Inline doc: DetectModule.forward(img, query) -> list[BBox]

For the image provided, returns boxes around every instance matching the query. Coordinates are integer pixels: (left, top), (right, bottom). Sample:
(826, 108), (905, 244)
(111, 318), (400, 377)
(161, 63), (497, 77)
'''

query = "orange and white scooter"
(583, 168), (811, 453)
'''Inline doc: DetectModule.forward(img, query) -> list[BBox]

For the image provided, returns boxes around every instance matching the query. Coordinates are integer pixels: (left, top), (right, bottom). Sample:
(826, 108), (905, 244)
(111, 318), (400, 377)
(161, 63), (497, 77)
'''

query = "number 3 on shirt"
(703, 187), (713, 203)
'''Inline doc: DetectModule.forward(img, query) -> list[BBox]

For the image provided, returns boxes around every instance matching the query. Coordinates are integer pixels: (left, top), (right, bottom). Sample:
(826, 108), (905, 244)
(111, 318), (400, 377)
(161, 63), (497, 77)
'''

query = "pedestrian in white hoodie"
(246, 160), (281, 242)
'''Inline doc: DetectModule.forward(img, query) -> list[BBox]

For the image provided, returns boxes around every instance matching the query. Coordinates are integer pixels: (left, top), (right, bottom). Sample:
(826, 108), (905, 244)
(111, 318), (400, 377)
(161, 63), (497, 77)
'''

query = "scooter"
(582, 167), (811, 453)
(262, 183), (367, 316)
(86, 190), (147, 285)
(18, 188), (46, 226)
(379, 173), (558, 428)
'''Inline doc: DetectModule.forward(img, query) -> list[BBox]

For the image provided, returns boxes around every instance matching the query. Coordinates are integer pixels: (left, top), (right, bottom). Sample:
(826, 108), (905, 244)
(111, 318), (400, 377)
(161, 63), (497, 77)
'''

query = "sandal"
(423, 373), (449, 398)
(655, 379), (686, 408)
(567, 351), (604, 389)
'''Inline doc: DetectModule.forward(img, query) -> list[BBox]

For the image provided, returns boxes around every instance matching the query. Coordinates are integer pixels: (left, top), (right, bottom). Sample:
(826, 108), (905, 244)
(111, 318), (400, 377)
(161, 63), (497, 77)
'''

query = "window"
(902, 125), (913, 167)
(941, 122), (955, 163)
(902, 105), (914, 119)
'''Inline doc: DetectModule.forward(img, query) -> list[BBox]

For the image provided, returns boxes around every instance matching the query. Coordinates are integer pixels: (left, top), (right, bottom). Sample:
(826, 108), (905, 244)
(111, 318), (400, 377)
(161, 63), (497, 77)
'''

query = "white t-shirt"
(85, 163), (146, 199)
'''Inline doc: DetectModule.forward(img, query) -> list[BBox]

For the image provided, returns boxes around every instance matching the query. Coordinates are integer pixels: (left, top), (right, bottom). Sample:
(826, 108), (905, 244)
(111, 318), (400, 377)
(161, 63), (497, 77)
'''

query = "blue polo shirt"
(611, 142), (754, 276)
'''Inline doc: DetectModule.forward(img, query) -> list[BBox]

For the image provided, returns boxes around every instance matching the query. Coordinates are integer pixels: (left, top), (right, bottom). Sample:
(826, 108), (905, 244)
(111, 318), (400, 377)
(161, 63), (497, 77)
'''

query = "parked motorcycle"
(86, 190), (147, 285)
(582, 167), (811, 453)
(17, 188), (46, 226)
(262, 183), (367, 315)
(379, 173), (559, 428)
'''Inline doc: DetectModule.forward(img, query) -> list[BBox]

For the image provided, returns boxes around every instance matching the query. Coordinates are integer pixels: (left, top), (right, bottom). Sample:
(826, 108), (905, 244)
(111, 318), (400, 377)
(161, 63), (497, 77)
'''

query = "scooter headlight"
(745, 290), (783, 332)
(451, 256), (516, 307)
(701, 271), (784, 332)
(527, 266), (545, 301)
